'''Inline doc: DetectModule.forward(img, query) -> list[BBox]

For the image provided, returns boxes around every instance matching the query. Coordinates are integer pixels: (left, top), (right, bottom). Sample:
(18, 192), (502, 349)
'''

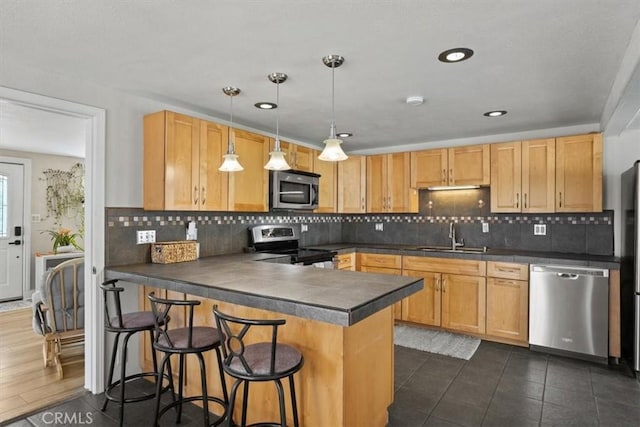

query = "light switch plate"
(533, 224), (547, 236)
(482, 222), (489, 233)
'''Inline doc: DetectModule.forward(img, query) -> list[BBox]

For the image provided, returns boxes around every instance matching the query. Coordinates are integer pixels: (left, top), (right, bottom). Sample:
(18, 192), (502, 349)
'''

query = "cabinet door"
(410, 149), (448, 188)
(556, 133), (602, 212)
(490, 142), (522, 213)
(338, 156), (366, 213)
(165, 112), (200, 210)
(360, 265), (403, 320)
(293, 145), (314, 172)
(366, 155), (386, 212)
(387, 152), (413, 212)
(401, 271), (441, 326)
(313, 149), (338, 213)
(228, 129), (270, 212)
(441, 274), (486, 334)
(448, 144), (490, 186)
(522, 138), (555, 213)
(335, 253), (355, 270)
(199, 120), (229, 211)
(486, 278), (528, 343)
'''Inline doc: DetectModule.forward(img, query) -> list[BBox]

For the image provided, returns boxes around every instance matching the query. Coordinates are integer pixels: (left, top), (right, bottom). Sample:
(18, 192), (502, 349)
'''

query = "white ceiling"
(1, 1), (640, 152)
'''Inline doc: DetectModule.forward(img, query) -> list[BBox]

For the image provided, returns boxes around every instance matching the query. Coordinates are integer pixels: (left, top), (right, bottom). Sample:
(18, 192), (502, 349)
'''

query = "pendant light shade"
(219, 86), (244, 172)
(264, 73), (291, 170)
(318, 54), (348, 162)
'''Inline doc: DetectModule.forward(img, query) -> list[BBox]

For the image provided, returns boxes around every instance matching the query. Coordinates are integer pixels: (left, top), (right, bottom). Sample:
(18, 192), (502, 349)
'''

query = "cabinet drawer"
(487, 261), (528, 280)
(360, 266), (401, 275)
(402, 256), (486, 276)
(335, 253), (355, 270)
(359, 253), (402, 269)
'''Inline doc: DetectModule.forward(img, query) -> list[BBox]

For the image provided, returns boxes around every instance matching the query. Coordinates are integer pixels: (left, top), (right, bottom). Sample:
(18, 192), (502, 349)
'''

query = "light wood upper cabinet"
(448, 145), (491, 186)
(367, 152), (414, 213)
(338, 156), (367, 213)
(522, 138), (555, 213)
(313, 149), (338, 213)
(556, 133), (602, 212)
(228, 128), (270, 212)
(411, 149), (448, 188)
(411, 144), (489, 188)
(490, 141), (522, 213)
(490, 139), (555, 213)
(143, 111), (228, 211)
(271, 139), (314, 172)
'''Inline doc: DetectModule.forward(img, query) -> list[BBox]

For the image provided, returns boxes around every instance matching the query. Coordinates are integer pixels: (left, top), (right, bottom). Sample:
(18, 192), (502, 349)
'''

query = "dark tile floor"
(6, 342), (640, 426)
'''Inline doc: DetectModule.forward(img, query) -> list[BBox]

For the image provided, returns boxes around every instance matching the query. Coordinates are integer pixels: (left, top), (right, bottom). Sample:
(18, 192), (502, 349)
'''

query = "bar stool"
(148, 293), (229, 426)
(212, 306), (304, 427)
(100, 279), (172, 426)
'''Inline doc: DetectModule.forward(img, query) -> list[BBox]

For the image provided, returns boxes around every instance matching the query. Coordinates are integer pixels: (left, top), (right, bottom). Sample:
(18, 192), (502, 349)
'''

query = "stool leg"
(148, 328), (159, 378)
(197, 352), (210, 426)
(117, 332), (134, 426)
(176, 354), (185, 423)
(101, 332), (120, 412)
(241, 381), (250, 427)
(214, 346), (229, 404)
(154, 353), (170, 427)
(227, 379), (243, 427)
(274, 378), (286, 427)
(289, 375), (300, 427)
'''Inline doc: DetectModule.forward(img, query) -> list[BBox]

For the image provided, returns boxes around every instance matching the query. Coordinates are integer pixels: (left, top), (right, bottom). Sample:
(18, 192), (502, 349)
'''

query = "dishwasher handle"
(557, 273), (579, 280)
(530, 264), (609, 278)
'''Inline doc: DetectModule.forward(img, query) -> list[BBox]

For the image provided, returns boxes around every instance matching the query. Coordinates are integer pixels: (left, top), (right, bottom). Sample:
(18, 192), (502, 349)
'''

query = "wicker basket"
(151, 241), (198, 264)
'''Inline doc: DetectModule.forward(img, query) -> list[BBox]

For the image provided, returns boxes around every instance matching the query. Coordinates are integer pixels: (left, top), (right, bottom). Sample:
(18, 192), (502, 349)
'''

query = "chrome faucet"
(449, 222), (464, 250)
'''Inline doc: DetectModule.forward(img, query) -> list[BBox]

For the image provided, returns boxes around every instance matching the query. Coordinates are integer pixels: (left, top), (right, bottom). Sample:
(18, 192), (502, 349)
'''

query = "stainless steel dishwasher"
(529, 264), (609, 362)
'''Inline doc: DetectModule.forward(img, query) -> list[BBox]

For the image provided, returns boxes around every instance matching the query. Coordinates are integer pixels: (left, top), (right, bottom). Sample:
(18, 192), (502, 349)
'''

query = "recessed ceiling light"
(483, 110), (508, 117)
(438, 48), (474, 63)
(406, 96), (424, 106)
(336, 132), (353, 138)
(255, 102), (277, 109)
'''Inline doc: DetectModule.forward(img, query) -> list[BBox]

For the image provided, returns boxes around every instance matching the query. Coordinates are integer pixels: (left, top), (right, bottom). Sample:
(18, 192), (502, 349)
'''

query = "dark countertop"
(306, 243), (620, 269)
(105, 253), (423, 327)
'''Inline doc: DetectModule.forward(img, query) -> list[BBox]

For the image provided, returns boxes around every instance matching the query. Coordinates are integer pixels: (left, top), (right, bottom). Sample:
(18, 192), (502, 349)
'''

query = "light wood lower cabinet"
(401, 257), (486, 334)
(357, 253), (403, 320)
(441, 273), (486, 334)
(401, 271), (441, 326)
(485, 261), (528, 345)
(335, 252), (355, 271)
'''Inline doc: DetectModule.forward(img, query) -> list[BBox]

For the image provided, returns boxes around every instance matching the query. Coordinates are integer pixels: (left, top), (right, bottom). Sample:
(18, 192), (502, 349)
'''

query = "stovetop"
(249, 225), (336, 264)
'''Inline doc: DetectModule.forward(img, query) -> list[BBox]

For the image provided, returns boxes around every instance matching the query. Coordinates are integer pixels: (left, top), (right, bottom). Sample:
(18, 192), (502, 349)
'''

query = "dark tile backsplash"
(106, 188), (614, 266)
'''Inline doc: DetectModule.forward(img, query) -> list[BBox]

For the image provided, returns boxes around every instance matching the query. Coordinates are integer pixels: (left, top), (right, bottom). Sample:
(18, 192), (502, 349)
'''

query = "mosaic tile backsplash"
(106, 203), (614, 267)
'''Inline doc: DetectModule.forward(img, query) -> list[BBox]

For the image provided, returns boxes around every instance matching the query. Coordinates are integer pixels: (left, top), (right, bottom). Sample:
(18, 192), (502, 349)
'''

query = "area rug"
(394, 324), (481, 360)
(0, 299), (31, 313)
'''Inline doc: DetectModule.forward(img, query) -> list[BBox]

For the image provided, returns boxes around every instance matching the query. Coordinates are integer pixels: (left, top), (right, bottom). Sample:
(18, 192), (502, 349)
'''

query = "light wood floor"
(0, 307), (85, 424)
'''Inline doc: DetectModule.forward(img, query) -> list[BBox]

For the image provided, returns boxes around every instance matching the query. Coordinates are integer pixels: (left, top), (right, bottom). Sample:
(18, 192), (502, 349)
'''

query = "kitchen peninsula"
(105, 253), (423, 427)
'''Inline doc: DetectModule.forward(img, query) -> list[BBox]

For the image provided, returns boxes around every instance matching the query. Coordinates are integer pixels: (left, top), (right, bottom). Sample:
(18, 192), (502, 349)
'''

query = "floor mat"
(394, 324), (481, 360)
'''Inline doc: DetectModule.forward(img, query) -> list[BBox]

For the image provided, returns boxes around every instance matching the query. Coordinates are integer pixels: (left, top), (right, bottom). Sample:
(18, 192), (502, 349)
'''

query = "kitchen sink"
(414, 246), (488, 254)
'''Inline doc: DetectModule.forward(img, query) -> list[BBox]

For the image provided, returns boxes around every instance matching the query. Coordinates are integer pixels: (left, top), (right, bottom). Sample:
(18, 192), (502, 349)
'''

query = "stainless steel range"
(249, 225), (337, 267)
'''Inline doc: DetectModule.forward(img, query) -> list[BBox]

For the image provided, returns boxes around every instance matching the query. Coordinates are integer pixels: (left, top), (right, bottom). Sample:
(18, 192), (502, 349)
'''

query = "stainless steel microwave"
(270, 170), (320, 210)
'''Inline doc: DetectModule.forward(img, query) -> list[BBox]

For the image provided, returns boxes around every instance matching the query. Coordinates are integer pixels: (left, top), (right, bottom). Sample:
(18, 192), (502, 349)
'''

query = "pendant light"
(219, 86), (244, 172)
(264, 73), (291, 170)
(318, 54), (348, 162)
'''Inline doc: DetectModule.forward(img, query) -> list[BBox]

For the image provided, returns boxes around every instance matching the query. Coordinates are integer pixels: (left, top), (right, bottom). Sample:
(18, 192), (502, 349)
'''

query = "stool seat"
(157, 326), (221, 351)
(108, 311), (157, 330)
(228, 343), (302, 377)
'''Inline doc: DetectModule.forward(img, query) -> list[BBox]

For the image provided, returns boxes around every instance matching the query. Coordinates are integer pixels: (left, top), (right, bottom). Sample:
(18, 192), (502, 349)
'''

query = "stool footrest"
(157, 395), (228, 427)
(103, 372), (171, 404)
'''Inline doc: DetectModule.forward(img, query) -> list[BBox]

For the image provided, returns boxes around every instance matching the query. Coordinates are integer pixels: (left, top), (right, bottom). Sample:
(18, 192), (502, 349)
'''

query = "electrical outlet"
(375, 223), (384, 231)
(136, 230), (156, 244)
(482, 222), (489, 233)
(31, 214), (42, 222)
(301, 224), (309, 232)
(533, 224), (547, 236)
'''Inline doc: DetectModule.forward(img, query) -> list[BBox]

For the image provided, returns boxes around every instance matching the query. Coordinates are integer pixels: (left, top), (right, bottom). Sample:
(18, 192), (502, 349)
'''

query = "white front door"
(0, 162), (25, 301)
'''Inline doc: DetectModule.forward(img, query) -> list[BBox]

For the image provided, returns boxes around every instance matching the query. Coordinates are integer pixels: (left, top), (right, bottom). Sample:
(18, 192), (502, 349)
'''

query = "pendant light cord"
(228, 94), (235, 154)
(330, 61), (337, 139)
(275, 81), (281, 151)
